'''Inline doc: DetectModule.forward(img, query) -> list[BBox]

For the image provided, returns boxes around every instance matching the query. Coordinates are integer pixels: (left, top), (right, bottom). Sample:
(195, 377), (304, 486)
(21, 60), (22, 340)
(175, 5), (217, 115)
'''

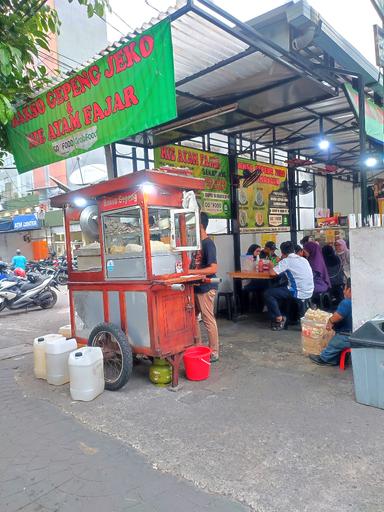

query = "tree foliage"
(0, 0), (110, 162)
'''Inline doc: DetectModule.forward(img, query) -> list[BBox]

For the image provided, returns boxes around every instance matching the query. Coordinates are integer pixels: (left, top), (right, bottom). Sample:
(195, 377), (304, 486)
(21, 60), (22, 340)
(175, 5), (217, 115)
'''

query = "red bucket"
(183, 346), (212, 381)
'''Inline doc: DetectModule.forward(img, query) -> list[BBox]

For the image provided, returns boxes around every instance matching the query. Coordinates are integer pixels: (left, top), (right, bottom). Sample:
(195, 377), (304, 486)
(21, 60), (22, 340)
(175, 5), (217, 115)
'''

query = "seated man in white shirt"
(265, 241), (314, 331)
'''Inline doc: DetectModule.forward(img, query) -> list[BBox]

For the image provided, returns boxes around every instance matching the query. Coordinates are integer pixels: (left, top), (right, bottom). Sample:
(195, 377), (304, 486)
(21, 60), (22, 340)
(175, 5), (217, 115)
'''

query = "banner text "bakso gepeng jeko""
(7, 20), (177, 173)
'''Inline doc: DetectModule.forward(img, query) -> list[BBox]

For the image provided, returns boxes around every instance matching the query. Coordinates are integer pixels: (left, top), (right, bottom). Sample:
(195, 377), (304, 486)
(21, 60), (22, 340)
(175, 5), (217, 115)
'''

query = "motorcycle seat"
(19, 278), (43, 292)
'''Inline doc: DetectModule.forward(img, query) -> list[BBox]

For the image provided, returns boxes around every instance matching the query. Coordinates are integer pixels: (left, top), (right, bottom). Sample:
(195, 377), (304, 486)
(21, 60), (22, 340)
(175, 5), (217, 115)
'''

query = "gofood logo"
(52, 126), (98, 157)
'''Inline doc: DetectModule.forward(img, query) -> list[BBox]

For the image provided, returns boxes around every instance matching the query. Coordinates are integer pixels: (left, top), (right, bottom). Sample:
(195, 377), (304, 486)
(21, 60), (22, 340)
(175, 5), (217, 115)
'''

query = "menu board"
(154, 144), (231, 219)
(237, 158), (290, 232)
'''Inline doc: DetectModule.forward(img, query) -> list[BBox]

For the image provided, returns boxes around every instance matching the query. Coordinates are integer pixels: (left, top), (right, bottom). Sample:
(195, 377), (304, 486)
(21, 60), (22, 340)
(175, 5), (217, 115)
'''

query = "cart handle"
(202, 277), (222, 284)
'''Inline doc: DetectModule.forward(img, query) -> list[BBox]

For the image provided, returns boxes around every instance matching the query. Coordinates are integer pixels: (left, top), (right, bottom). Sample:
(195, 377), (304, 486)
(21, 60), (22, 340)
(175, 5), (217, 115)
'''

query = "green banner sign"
(7, 20), (177, 174)
(344, 82), (384, 145)
(237, 158), (290, 232)
(154, 144), (231, 219)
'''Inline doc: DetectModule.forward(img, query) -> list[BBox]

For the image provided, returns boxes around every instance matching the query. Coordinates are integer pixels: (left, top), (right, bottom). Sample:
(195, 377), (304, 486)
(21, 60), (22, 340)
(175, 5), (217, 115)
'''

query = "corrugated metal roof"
(28, 0), (382, 174)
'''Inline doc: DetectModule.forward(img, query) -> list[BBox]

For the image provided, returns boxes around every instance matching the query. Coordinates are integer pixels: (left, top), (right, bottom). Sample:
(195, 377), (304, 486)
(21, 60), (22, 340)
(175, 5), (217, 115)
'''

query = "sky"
(107, 0), (381, 67)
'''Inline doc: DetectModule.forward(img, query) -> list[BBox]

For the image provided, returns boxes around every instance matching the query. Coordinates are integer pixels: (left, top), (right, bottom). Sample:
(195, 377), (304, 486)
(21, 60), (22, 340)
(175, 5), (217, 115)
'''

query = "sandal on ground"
(210, 354), (219, 363)
(271, 316), (287, 331)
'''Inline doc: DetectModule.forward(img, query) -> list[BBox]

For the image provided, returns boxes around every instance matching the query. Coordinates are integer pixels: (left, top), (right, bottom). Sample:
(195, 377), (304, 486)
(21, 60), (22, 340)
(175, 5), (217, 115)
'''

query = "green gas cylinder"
(149, 358), (172, 386)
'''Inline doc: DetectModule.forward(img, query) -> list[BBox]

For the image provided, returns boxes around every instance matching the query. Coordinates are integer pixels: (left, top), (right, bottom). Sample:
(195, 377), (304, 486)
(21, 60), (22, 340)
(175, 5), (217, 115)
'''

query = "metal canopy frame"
(111, 0), (382, 189)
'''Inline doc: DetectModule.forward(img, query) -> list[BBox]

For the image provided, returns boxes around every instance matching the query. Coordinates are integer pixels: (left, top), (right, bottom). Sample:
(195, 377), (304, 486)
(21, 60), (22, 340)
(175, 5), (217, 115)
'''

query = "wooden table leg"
(232, 278), (243, 322)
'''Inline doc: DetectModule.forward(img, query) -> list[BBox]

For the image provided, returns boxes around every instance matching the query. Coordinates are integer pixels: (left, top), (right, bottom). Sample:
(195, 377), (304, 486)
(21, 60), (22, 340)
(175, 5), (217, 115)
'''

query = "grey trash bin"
(350, 318), (384, 409)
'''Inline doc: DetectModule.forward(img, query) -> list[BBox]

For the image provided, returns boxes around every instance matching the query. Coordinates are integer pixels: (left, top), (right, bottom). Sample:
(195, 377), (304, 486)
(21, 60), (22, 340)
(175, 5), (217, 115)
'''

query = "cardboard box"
(301, 310), (334, 355)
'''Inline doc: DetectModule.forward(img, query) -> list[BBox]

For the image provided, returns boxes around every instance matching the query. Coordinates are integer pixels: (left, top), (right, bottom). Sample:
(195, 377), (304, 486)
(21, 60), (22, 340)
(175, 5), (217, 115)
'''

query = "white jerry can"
(33, 334), (65, 380)
(68, 347), (104, 401)
(45, 337), (77, 385)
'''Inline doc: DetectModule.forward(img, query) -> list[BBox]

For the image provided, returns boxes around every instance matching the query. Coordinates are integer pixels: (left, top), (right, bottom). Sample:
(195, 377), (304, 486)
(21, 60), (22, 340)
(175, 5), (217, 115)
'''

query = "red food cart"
(51, 168), (209, 390)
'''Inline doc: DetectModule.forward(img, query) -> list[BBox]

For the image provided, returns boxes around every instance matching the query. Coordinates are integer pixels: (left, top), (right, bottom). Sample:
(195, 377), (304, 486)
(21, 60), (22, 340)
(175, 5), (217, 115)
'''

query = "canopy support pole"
(105, 144), (118, 179)
(357, 75), (368, 223)
(326, 174), (334, 216)
(287, 151), (298, 245)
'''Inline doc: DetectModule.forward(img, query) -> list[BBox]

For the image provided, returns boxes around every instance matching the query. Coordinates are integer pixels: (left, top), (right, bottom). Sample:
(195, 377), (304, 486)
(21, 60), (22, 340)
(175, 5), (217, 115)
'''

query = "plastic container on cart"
(58, 325), (71, 338)
(33, 334), (65, 380)
(68, 347), (104, 401)
(350, 318), (384, 409)
(46, 337), (77, 386)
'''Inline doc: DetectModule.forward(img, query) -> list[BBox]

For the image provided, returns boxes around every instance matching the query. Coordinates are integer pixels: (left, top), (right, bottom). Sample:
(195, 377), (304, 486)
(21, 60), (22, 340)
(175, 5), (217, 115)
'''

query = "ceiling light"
(73, 197), (87, 207)
(365, 157), (378, 167)
(141, 182), (156, 195)
(318, 139), (330, 150)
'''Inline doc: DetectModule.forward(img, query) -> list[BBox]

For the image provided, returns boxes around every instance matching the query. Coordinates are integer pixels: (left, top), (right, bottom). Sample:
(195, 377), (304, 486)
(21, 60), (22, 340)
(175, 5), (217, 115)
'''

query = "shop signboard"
(374, 24), (384, 68)
(237, 158), (290, 233)
(344, 83), (384, 144)
(13, 214), (40, 230)
(154, 144), (231, 219)
(7, 21), (177, 173)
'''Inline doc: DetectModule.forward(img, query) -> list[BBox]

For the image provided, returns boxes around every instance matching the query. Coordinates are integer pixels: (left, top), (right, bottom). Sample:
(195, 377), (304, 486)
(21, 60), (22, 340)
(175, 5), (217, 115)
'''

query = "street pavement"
(0, 289), (248, 512)
(2, 289), (384, 511)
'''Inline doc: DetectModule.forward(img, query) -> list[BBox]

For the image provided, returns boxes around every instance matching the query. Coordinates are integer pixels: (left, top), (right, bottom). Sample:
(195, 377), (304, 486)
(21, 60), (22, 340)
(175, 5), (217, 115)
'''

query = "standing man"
(12, 249), (27, 270)
(189, 212), (220, 362)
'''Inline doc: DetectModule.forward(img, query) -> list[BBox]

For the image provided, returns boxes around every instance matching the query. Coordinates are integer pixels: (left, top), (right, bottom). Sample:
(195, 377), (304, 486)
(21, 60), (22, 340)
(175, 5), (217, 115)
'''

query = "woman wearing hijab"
(303, 241), (331, 295)
(335, 239), (350, 277)
(322, 245), (345, 304)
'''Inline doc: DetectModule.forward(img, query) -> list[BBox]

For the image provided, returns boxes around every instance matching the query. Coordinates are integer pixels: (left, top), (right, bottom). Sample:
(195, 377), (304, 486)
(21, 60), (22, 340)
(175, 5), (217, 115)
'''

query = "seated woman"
(322, 245), (345, 304)
(243, 244), (264, 312)
(303, 241), (331, 296)
(335, 239), (350, 278)
(246, 244), (261, 261)
(309, 279), (352, 366)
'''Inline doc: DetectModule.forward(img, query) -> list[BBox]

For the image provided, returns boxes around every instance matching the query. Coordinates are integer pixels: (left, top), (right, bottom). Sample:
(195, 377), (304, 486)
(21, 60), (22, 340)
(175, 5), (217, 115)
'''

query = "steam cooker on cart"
(51, 168), (213, 390)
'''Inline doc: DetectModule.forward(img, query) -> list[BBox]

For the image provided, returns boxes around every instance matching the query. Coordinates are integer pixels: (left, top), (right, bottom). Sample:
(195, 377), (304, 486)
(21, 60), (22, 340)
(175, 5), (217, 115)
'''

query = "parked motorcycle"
(0, 272), (58, 312)
(25, 258), (68, 285)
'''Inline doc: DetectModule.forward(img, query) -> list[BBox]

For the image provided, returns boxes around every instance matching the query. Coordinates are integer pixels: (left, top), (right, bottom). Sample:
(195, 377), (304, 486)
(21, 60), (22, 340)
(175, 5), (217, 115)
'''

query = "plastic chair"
(311, 291), (332, 311)
(319, 291), (332, 310)
(284, 297), (310, 329)
(216, 291), (234, 320)
(339, 348), (351, 371)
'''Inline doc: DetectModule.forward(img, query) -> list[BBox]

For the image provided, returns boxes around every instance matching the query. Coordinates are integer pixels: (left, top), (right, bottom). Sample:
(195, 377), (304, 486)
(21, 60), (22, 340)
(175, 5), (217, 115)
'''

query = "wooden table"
(228, 271), (274, 320)
(229, 271), (272, 280)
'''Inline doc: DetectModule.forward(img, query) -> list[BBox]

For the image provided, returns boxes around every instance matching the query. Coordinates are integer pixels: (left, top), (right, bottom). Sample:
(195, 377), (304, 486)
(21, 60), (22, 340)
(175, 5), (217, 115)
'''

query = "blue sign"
(13, 214), (40, 231)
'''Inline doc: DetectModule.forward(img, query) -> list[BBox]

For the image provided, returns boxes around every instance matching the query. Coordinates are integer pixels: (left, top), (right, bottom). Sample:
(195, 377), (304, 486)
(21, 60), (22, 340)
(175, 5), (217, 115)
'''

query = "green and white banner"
(154, 144), (231, 219)
(7, 20), (177, 173)
(344, 82), (384, 145)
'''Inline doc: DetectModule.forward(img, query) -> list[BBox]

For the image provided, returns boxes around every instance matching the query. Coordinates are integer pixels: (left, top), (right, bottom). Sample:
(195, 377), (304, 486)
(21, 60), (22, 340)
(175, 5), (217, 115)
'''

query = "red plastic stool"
(339, 348), (351, 371)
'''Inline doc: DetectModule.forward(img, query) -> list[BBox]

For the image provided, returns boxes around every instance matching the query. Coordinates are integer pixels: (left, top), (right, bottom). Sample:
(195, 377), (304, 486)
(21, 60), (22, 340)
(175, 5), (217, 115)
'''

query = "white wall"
(353, 186), (361, 214)
(315, 175), (360, 215)
(240, 232), (291, 254)
(350, 227), (384, 330)
(211, 234), (235, 292)
(334, 180), (356, 215)
(0, 232), (34, 263)
(315, 175), (327, 209)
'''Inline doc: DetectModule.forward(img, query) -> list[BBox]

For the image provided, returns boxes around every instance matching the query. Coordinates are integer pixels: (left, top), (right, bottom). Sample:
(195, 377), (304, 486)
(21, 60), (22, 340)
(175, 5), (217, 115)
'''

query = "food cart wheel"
(88, 322), (133, 391)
